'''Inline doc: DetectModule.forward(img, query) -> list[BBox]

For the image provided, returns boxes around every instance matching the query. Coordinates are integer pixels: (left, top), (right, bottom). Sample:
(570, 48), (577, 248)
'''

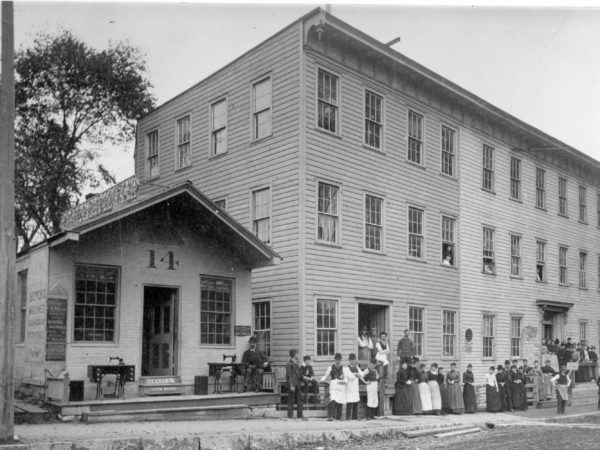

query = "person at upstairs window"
(551, 366), (571, 414)
(242, 336), (268, 392)
(376, 332), (390, 379)
(321, 352), (347, 421)
(300, 355), (320, 404)
(396, 329), (414, 365)
(285, 349), (304, 419)
(357, 325), (373, 366)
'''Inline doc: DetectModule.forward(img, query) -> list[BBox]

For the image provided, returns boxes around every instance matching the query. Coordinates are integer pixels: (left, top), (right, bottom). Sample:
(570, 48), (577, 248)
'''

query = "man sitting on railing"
(241, 336), (269, 392)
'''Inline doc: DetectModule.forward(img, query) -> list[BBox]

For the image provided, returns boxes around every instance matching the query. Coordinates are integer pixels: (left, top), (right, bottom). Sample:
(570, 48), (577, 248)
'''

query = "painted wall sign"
(26, 289), (47, 362)
(60, 176), (140, 230)
(234, 326), (252, 337)
(45, 298), (68, 361)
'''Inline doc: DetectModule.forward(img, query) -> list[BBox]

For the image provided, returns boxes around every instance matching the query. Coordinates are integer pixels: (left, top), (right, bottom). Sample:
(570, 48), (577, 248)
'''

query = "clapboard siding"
(301, 48), (461, 365)
(134, 23), (304, 360)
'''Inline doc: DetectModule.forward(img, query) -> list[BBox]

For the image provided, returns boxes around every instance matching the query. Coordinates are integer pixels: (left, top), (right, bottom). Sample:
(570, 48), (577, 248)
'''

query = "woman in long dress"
(509, 366), (523, 410)
(438, 366), (449, 414)
(445, 363), (464, 414)
(530, 361), (544, 408)
(483, 366), (501, 412)
(517, 366), (528, 411)
(408, 358), (423, 414)
(418, 363), (433, 414)
(462, 364), (477, 413)
(394, 361), (411, 415)
(427, 363), (442, 415)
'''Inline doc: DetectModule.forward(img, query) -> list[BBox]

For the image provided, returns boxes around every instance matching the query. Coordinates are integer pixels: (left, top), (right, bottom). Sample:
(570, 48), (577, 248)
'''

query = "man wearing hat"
(321, 353), (347, 420)
(396, 329), (414, 365)
(285, 349), (304, 419)
(241, 335), (268, 392)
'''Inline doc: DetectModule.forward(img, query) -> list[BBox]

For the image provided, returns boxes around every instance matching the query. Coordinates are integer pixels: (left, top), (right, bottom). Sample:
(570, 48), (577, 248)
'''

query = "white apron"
(329, 379), (347, 404)
(366, 381), (379, 408)
(345, 367), (361, 403)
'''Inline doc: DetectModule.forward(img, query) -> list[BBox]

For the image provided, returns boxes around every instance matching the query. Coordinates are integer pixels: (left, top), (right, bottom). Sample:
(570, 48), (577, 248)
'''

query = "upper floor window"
(579, 252), (587, 289)
(482, 144), (494, 192)
(408, 207), (424, 259)
(579, 186), (587, 223)
(176, 116), (191, 169)
(407, 110), (423, 165)
(364, 90), (382, 149)
(74, 265), (118, 342)
(364, 194), (383, 251)
(317, 69), (338, 133)
(317, 182), (339, 244)
(252, 77), (272, 140)
(211, 99), (227, 156)
(536, 168), (546, 209)
(146, 130), (159, 178)
(482, 227), (495, 274)
(214, 198), (227, 210)
(441, 125), (456, 177)
(252, 187), (271, 244)
(510, 157), (521, 200)
(559, 246), (568, 285)
(536, 240), (546, 282)
(441, 216), (456, 266)
(558, 177), (568, 216)
(510, 234), (521, 277)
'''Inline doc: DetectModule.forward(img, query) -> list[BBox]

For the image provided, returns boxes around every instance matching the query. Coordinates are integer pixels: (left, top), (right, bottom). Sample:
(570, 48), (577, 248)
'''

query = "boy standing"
(300, 355), (320, 403)
(363, 358), (379, 420)
(285, 349), (304, 419)
(551, 366), (571, 414)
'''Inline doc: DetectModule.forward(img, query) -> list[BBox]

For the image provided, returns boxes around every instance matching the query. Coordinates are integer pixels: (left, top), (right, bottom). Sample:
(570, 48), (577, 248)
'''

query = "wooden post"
(0, 1), (16, 441)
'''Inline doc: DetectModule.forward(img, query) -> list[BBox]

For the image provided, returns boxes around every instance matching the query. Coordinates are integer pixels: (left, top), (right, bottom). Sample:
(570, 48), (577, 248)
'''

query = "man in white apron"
(321, 352), (347, 421)
(344, 353), (364, 420)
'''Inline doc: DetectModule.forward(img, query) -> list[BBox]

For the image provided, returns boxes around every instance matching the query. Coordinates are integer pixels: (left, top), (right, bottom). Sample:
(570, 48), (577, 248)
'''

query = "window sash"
(177, 116), (191, 168)
(536, 241), (546, 281)
(407, 111), (423, 164)
(510, 235), (521, 277)
(580, 322), (588, 346)
(364, 91), (382, 148)
(559, 247), (568, 284)
(316, 299), (337, 356)
(17, 270), (27, 343)
(559, 178), (568, 215)
(147, 131), (159, 178)
(579, 186), (587, 222)
(441, 126), (455, 176)
(483, 315), (495, 358)
(483, 227), (495, 271)
(482, 145), (494, 190)
(317, 69), (338, 133)
(253, 78), (272, 139)
(253, 301), (271, 357)
(211, 100), (227, 155)
(579, 252), (587, 288)
(365, 195), (383, 250)
(317, 183), (339, 243)
(510, 157), (521, 200)
(442, 310), (456, 357)
(252, 188), (271, 244)
(408, 207), (424, 258)
(536, 168), (546, 208)
(200, 277), (233, 345)
(409, 307), (424, 356)
(510, 316), (522, 357)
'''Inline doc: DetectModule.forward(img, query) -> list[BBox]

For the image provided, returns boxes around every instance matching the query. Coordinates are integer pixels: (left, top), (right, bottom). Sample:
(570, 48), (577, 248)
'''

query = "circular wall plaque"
(465, 328), (473, 343)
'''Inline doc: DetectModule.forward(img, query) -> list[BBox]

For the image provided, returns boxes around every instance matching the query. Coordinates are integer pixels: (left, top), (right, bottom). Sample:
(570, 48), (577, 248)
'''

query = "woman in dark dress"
(517, 366), (528, 411)
(446, 363), (464, 414)
(394, 361), (412, 415)
(408, 358), (423, 414)
(437, 366), (449, 414)
(462, 364), (477, 413)
(483, 366), (501, 412)
(509, 366), (523, 410)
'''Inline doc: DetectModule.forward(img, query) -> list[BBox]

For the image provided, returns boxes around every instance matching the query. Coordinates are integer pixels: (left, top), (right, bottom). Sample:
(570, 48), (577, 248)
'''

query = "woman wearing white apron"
(321, 352), (347, 421)
(427, 363), (442, 415)
(344, 353), (364, 420)
(418, 363), (433, 413)
(363, 358), (380, 419)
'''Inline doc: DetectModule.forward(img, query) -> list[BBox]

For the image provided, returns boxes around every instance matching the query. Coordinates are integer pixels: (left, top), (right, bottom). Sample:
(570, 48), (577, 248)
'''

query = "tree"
(15, 30), (155, 250)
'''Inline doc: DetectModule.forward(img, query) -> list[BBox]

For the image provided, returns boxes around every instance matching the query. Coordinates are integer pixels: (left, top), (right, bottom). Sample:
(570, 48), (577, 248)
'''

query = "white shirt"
(376, 340), (390, 366)
(483, 373), (498, 390)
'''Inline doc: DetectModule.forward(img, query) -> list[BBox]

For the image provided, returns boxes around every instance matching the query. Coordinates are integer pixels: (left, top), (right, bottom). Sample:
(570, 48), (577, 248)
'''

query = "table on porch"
(207, 362), (247, 393)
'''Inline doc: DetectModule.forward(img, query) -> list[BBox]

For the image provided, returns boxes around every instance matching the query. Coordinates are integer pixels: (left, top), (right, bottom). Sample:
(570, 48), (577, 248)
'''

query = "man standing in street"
(286, 349), (304, 419)
(397, 329), (414, 365)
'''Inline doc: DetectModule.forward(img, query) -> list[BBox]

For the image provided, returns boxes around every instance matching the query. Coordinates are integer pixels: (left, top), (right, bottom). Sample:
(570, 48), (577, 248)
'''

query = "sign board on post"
(45, 297), (67, 361)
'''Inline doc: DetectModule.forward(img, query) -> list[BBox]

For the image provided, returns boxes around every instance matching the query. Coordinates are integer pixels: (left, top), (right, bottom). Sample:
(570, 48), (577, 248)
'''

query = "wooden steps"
(82, 404), (249, 423)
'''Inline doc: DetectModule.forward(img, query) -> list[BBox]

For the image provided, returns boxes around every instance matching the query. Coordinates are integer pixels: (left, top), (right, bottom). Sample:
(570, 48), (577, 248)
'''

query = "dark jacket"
(242, 348), (267, 367)
(286, 359), (302, 388)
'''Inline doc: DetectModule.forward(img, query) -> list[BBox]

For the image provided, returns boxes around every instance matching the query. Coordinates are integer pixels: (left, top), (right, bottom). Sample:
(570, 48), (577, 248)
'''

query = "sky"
(12, 2), (600, 184)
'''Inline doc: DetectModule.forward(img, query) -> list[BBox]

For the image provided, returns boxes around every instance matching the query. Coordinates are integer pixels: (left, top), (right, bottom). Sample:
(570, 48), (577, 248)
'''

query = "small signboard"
(234, 325), (251, 337)
(45, 298), (68, 361)
(566, 362), (579, 371)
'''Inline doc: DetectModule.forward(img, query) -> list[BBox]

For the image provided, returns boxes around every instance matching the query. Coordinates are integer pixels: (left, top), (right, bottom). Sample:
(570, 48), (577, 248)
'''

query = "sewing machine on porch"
(88, 356), (135, 400)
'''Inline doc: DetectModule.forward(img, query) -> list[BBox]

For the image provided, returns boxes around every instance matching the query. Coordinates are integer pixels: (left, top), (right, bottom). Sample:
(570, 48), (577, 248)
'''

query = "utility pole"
(0, 1), (16, 442)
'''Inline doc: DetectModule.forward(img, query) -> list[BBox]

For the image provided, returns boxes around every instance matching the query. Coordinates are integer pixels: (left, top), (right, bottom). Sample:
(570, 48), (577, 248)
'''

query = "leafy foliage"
(15, 30), (155, 250)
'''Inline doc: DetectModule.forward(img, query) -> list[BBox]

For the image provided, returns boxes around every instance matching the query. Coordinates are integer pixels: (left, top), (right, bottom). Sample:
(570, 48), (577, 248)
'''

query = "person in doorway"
(357, 325), (373, 366)
(462, 364), (477, 413)
(363, 358), (379, 419)
(396, 329), (414, 365)
(483, 366), (501, 412)
(321, 353), (347, 421)
(344, 353), (364, 420)
(445, 363), (464, 414)
(551, 366), (571, 414)
(375, 332), (390, 379)
(241, 336), (269, 392)
(300, 355), (320, 403)
(369, 327), (379, 360)
(285, 349), (304, 419)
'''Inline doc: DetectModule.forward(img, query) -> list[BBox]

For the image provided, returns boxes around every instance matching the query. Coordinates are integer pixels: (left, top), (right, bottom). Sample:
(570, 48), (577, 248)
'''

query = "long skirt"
(463, 384), (477, 413)
(497, 384), (506, 411)
(428, 380), (442, 411)
(394, 385), (411, 415)
(542, 374), (555, 400)
(485, 385), (501, 412)
(511, 382), (523, 409)
(519, 383), (528, 410)
(418, 382), (432, 412)
(532, 375), (544, 404)
(410, 382), (423, 414)
(447, 382), (464, 413)
(366, 381), (379, 408)
(439, 383), (449, 411)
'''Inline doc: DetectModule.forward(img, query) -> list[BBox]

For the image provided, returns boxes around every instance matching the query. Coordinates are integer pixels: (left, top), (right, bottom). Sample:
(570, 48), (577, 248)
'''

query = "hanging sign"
(45, 298), (68, 361)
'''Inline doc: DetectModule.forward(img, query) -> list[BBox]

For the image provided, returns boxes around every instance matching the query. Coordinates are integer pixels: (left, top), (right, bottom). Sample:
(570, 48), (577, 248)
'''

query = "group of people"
(542, 338), (598, 382)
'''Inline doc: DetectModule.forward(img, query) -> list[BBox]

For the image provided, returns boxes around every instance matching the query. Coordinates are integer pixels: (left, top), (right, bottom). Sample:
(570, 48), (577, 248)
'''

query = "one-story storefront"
(14, 177), (280, 400)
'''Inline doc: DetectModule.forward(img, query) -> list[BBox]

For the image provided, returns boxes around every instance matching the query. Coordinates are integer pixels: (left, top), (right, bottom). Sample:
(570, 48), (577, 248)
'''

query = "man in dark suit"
(286, 349), (304, 419)
(241, 336), (268, 392)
